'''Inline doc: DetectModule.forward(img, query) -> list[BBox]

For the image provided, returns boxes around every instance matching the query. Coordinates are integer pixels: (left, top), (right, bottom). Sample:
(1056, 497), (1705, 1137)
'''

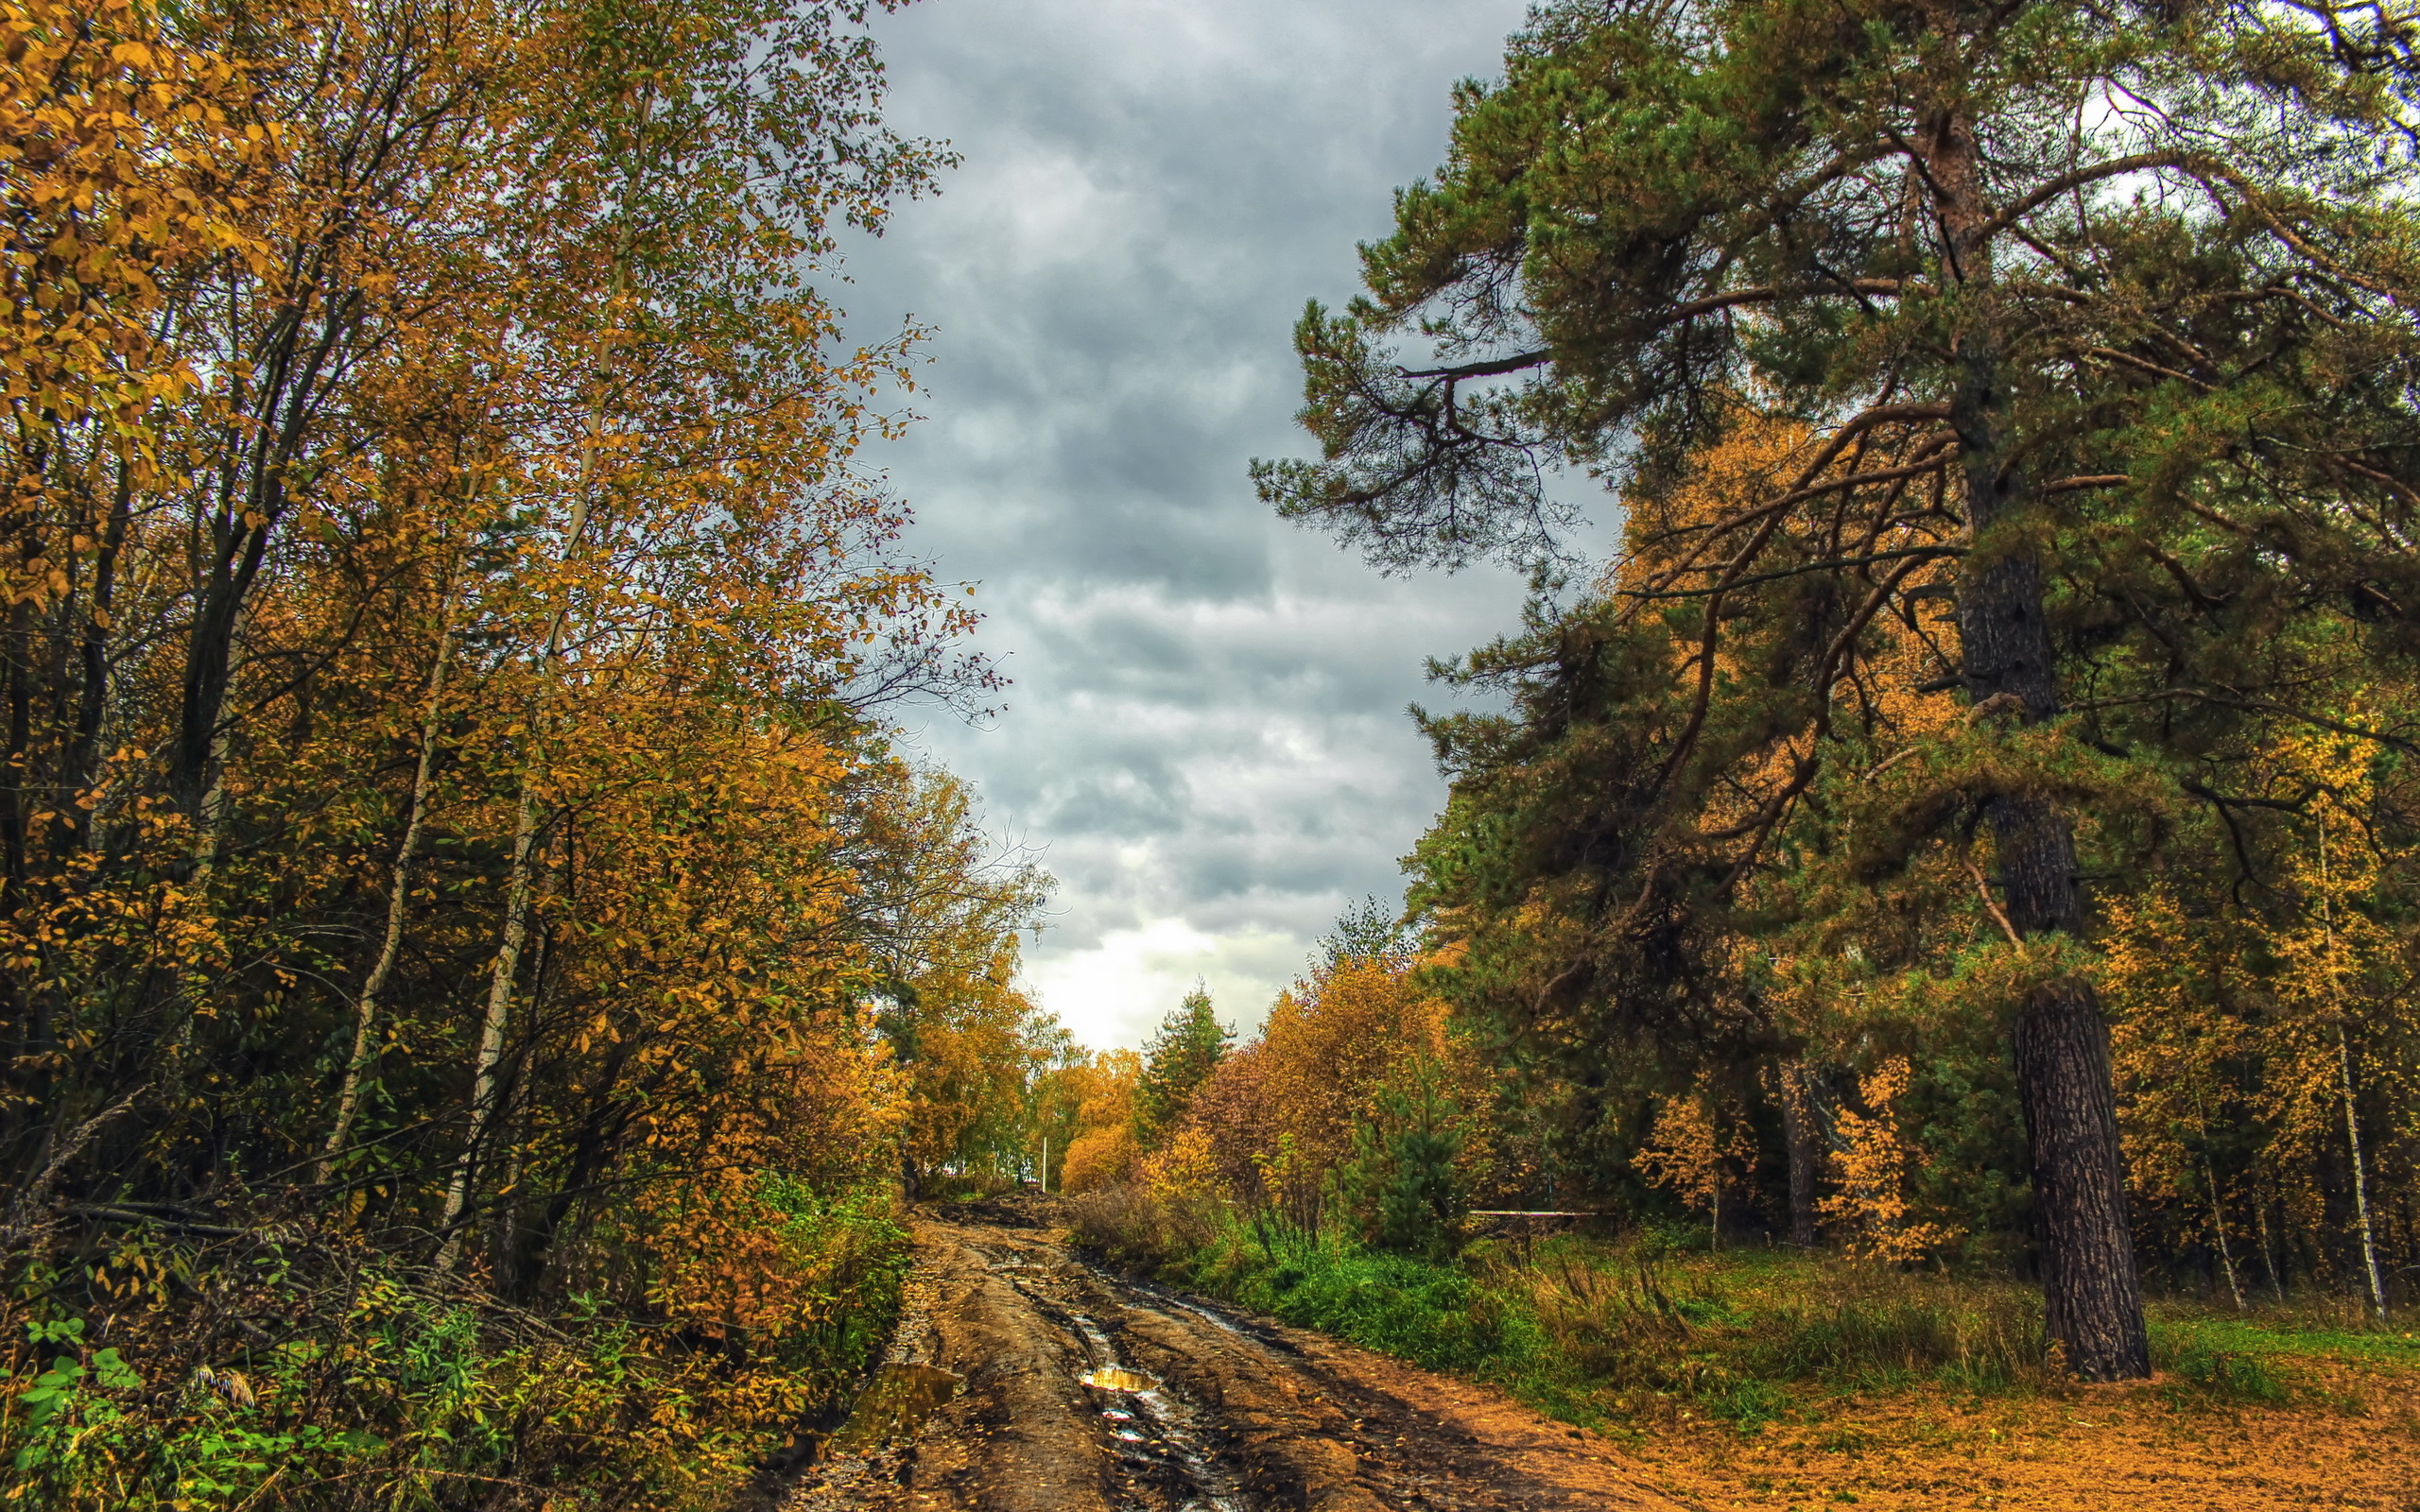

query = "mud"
(783, 1208), (1688, 1512)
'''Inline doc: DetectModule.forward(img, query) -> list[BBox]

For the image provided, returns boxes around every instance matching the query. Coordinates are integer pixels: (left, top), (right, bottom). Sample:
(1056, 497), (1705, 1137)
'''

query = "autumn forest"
(6, 0), (2420, 1507)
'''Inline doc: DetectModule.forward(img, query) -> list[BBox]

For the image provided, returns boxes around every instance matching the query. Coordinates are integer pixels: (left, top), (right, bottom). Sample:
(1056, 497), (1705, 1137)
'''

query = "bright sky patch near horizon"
(846, 0), (1544, 1050)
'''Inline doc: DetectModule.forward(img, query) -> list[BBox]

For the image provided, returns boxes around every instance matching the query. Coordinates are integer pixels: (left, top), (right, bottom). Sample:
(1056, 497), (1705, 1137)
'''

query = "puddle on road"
(823, 1363), (962, 1455)
(1057, 1306), (1250, 1512)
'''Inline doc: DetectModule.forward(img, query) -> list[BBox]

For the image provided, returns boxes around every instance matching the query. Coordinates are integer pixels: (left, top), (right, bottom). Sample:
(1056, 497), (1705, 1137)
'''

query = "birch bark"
(319, 553), (459, 1183)
(435, 145), (645, 1267)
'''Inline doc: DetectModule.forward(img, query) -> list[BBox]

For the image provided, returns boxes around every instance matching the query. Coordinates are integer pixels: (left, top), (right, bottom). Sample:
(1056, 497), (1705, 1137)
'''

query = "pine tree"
(1261, 0), (2420, 1377)
(1348, 1059), (1472, 1263)
(1134, 988), (1234, 1149)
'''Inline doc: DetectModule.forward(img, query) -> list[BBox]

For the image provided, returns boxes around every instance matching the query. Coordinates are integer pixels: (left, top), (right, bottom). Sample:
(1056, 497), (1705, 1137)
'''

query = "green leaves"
(1133, 989), (1234, 1151)
(1288, 0), (2420, 1327)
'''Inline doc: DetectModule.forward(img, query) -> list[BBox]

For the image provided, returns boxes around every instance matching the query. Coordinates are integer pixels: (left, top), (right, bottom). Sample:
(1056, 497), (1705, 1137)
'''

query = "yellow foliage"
(1141, 1124), (1222, 1207)
(1634, 1084), (1759, 1241)
(1055, 1049), (1143, 1192)
(1180, 956), (1496, 1223)
(1061, 1124), (1137, 1194)
(1818, 1058), (1965, 1264)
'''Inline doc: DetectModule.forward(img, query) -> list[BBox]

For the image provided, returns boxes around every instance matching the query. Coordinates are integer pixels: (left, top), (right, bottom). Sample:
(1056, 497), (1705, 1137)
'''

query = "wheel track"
(781, 1209), (1693, 1512)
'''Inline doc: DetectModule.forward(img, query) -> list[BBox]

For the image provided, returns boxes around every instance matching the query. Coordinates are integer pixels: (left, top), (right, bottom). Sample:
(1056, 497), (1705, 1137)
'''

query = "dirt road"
(782, 1203), (1687, 1512)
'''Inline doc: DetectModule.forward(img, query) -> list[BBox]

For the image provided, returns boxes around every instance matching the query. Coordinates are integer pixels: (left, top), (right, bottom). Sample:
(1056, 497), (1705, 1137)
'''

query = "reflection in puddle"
(824, 1363), (963, 1455)
(1046, 1297), (1247, 1512)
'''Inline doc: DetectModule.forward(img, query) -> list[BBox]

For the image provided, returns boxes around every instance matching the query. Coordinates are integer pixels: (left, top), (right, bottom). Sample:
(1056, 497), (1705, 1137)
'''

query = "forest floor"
(1616, 1361), (2420, 1510)
(779, 1198), (2420, 1511)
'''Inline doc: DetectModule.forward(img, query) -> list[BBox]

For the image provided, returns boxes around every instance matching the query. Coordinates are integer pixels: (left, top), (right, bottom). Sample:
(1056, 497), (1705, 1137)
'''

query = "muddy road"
(782, 1204), (1686, 1512)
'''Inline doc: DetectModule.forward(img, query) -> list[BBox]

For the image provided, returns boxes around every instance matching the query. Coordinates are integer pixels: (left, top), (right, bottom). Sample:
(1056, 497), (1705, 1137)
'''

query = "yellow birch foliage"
(1817, 1057), (1965, 1264)
(2102, 702), (2419, 1279)
(1634, 1083), (1759, 1231)
(1178, 956), (1496, 1219)
(1059, 1048), (1142, 1194)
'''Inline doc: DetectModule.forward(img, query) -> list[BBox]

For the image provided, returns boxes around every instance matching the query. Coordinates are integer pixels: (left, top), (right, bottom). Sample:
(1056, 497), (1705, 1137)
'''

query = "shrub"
(0, 1180), (909, 1511)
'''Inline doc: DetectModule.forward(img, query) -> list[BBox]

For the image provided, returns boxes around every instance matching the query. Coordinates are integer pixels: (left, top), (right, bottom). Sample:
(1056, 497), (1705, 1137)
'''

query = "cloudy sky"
(843, 0), (1556, 1050)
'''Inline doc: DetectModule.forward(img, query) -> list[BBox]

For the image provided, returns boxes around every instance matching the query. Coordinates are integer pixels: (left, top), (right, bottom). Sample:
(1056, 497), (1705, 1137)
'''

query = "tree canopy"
(1262, 0), (2420, 1377)
(1134, 988), (1234, 1150)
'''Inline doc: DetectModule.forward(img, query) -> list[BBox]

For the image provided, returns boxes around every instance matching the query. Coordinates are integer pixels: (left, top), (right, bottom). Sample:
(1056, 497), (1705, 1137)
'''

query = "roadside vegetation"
(0, 1), (1076, 1506)
(1062, 900), (2420, 1503)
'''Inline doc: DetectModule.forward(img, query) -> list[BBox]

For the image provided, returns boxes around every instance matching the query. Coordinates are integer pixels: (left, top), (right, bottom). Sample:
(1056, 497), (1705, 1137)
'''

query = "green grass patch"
(1197, 1227), (1507, 1375)
(1132, 1210), (2420, 1436)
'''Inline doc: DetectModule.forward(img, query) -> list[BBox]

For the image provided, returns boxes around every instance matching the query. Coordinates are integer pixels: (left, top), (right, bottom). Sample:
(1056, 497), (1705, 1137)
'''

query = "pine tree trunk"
(1778, 1059), (1821, 1247)
(1930, 101), (2151, 1381)
(2007, 979), (2149, 1376)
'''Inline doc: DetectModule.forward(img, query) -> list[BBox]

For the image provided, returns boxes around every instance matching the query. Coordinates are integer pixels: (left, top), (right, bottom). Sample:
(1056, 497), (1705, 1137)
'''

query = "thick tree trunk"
(1931, 99), (2151, 1381)
(1777, 1059), (1822, 1247)
(2006, 978), (2149, 1376)
(1957, 500), (2152, 1380)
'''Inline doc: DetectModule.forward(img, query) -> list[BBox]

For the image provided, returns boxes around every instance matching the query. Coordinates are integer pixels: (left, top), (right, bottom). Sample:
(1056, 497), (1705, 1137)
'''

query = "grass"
(1060, 1194), (2420, 1500)
(1062, 1196), (2420, 1509)
(1174, 1217), (2068, 1434)
(1076, 1198), (2420, 1439)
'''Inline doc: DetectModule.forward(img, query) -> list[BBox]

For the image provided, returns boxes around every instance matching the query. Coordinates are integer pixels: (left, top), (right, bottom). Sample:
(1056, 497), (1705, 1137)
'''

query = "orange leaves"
(0, 7), (974, 1496)
(1632, 1081), (1771, 1251)
(1051, 1049), (1142, 1193)
(0, 0), (251, 427)
(1815, 1058), (1966, 1265)
(1178, 956), (1496, 1220)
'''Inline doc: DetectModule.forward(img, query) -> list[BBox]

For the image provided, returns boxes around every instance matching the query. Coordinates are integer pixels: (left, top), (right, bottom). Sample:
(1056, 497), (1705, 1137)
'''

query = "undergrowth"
(1, 1180), (909, 1510)
(1070, 1189), (2416, 1436)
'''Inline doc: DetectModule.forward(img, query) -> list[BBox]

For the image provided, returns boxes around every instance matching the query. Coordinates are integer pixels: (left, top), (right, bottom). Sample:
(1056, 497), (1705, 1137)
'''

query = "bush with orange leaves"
(1174, 956), (1500, 1231)
(1819, 1058), (1968, 1265)
(1056, 1050), (1144, 1194)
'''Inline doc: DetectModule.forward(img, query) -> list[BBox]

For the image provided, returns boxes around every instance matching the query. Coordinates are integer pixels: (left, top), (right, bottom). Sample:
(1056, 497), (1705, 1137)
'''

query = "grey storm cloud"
(840, 0), (1559, 1048)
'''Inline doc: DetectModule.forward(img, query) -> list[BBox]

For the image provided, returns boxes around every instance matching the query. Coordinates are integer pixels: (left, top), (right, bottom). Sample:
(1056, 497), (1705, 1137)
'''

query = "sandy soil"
(782, 1203), (1686, 1511)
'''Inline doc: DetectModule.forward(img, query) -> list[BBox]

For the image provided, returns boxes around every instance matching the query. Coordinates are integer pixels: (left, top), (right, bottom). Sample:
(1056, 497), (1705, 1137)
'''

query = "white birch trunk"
(435, 230), (637, 1271)
(2204, 1156), (2243, 1313)
(2318, 812), (2389, 1318)
(2338, 1026), (2388, 1318)
(318, 558), (460, 1183)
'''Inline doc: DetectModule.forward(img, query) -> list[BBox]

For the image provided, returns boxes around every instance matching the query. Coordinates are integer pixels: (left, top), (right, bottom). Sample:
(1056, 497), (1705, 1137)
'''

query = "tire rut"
(781, 1211), (1692, 1512)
